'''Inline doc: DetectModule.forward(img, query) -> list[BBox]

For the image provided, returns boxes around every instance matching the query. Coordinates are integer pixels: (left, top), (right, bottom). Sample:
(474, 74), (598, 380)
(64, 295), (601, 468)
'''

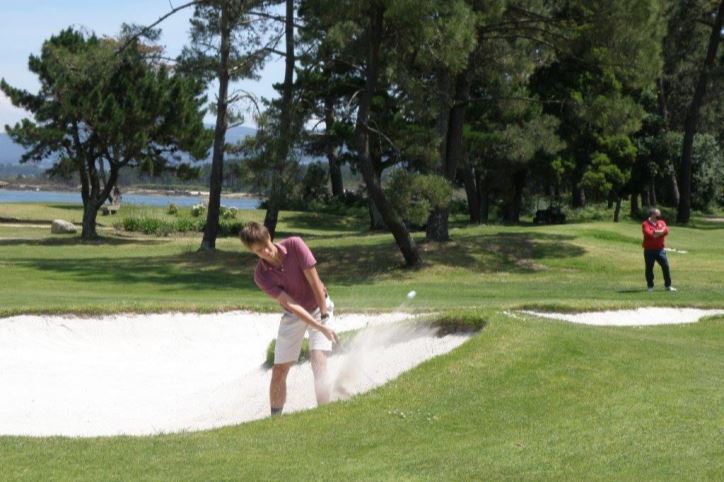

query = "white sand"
(522, 307), (724, 326)
(0, 311), (469, 437)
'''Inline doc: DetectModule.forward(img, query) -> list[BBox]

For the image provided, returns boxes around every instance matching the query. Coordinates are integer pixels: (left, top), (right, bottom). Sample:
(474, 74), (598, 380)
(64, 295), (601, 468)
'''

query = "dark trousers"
(644, 249), (672, 288)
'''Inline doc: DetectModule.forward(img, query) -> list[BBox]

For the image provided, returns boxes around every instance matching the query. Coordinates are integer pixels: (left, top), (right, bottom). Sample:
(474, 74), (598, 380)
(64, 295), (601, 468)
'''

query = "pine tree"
(676, 0), (723, 223)
(1, 28), (210, 240)
(179, 0), (272, 249)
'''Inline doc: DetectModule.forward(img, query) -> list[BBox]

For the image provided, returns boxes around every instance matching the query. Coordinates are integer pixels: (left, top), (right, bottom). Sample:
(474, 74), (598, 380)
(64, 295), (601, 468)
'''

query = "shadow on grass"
(46, 204), (84, 211)
(274, 212), (368, 238)
(0, 217), (50, 224)
(575, 229), (641, 245)
(13, 248), (258, 292)
(11, 231), (586, 289)
(684, 218), (724, 231)
(314, 231), (586, 285)
(0, 235), (165, 246)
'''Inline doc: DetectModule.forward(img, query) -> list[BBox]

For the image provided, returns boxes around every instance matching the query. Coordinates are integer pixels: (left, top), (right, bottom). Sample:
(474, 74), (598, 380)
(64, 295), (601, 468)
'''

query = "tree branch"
(116, 0), (202, 54)
(247, 10), (305, 29)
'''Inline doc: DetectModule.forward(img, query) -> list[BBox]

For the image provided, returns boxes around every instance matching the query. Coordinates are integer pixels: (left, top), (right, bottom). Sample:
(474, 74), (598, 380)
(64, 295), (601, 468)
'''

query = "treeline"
(244, 0), (723, 265)
(1, 0), (722, 264)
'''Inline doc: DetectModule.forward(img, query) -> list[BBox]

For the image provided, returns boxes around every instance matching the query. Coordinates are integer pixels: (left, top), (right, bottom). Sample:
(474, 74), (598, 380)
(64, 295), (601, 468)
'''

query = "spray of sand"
(331, 322), (455, 400)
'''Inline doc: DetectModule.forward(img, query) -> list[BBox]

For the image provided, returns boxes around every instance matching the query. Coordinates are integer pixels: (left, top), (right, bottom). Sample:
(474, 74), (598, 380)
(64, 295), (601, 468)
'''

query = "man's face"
(651, 210), (661, 220)
(249, 239), (276, 264)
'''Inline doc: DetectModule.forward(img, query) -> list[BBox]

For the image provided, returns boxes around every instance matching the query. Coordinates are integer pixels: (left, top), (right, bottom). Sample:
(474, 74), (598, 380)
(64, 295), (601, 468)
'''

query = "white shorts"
(274, 298), (334, 365)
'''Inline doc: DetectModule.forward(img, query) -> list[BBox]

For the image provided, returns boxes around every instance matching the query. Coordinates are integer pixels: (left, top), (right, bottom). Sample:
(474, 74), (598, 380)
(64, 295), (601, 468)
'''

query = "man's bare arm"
(303, 266), (328, 317)
(276, 291), (337, 343)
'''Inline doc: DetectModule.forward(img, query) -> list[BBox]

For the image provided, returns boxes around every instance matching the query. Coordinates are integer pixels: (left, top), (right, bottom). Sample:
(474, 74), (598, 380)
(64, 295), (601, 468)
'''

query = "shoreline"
(0, 183), (256, 199)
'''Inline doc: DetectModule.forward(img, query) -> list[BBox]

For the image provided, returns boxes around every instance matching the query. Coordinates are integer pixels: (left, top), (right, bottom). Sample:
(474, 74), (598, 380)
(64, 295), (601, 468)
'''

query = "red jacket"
(642, 219), (668, 250)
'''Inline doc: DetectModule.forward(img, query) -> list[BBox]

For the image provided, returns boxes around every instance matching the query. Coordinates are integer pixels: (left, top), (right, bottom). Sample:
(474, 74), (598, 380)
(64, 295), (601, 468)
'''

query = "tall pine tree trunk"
(607, 190), (615, 209)
(200, 2), (230, 251)
(677, 0), (724, 224)
(79, 157), (119, 240)
(642, 188), (650, 208)
(426, 69), (471, 241)
(264, 0), (296, 239)
(368, 197), (387, 230)
(355, 4), (419, 267)
(78, 153), (94, 240)
(462, 165), (480, 223)
(630, 192), (639, 218)
(477, 171), (490, 224)
(325, 95), (343, 197)
(425, 70), (451, 240)
(81, 203), (100, 240)
(669, 169), (680, 206)
(425, 209), (449, 241)
(434, 69), (451, 163)
(613, 192), (622, 222)
(572, 184), (586, 208)
(503, 169), (527, 224)
(657, 77), (681, 207)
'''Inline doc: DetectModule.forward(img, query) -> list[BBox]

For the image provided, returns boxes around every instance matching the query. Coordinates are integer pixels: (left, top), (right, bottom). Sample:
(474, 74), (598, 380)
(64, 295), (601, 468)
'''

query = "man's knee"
(309, 350), (328, 374)
(271, 363), (292, 381)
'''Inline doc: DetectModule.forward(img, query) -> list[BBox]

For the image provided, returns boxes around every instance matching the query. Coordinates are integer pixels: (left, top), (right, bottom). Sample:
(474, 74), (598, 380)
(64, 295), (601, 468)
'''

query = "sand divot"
(0, 311), (470, 437)
(522, 307), (724, 326)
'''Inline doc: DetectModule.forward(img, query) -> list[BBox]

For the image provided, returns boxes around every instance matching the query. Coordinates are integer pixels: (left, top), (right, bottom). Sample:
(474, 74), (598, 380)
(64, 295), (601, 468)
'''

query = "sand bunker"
(0, 311), (469, 437)
(523, 307), (724, 326)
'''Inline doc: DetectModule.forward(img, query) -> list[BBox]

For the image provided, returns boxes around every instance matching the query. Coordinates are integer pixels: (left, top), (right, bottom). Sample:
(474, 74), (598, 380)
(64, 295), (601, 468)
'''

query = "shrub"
(666, 132), (723, 210)
(190, 204), (205, 217)
(116, 215), (204, 236)
(217, 219), (243, 237)
(116, 216), (173, 236)
(167, 203), (179, 215)
(561, 204), (609, 223)
(220, 205), (238, 219)
(175, 217), (203, 232)
(690, 134), (723, 210)
(386, 170), (453, 226)
(301, 162), (330, 203)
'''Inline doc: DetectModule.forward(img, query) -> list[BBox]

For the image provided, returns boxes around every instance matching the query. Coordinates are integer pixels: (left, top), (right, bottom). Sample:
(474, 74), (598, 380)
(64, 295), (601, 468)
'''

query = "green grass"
(0, 202), (722, 316)
(0, 202), (723, 480)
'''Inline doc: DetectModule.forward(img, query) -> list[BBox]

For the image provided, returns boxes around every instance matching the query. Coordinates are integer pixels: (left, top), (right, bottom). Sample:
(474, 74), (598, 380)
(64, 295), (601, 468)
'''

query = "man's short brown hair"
(240, 222), (271, 247)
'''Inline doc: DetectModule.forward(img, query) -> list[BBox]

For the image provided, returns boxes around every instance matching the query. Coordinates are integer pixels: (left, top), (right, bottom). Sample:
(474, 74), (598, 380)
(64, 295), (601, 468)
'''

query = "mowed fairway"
(0, 203), (722, 315)
(0, 203), (723, 480)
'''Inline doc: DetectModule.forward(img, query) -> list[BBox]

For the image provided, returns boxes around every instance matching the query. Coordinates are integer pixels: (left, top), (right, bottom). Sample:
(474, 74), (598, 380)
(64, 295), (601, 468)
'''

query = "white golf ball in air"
(407, 290), (417, 299)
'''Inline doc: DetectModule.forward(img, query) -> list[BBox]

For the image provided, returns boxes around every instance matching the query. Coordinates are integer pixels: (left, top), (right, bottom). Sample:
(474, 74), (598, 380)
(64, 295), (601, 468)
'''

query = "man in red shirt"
(641, 208), (676, 292)
(240, 222), (338, 416)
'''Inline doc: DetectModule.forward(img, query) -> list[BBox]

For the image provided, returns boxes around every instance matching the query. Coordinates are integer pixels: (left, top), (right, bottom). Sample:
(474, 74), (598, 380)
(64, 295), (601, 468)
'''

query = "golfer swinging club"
(641, 208), (676, 292)
(240, 222), (338, 416)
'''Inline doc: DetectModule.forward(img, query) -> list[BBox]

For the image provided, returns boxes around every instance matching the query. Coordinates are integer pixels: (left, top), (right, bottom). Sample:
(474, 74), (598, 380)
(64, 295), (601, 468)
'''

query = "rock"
(51, 219), (77, 234)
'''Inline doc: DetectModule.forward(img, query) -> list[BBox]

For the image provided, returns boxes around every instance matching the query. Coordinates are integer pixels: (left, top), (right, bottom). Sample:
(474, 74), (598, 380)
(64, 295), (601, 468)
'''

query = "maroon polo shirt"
(254, 236), (324, 311)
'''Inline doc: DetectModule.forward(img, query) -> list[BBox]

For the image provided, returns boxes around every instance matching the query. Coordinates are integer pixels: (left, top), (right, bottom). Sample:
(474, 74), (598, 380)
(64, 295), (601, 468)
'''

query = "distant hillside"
(224, 125), (257, 144)
(0, 125), (258, 167)
(0, 132), (29, 166)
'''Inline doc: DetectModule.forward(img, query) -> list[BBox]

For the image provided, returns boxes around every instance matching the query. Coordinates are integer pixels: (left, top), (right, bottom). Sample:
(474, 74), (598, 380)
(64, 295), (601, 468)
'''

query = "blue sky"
(0, 0), (285, 131)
